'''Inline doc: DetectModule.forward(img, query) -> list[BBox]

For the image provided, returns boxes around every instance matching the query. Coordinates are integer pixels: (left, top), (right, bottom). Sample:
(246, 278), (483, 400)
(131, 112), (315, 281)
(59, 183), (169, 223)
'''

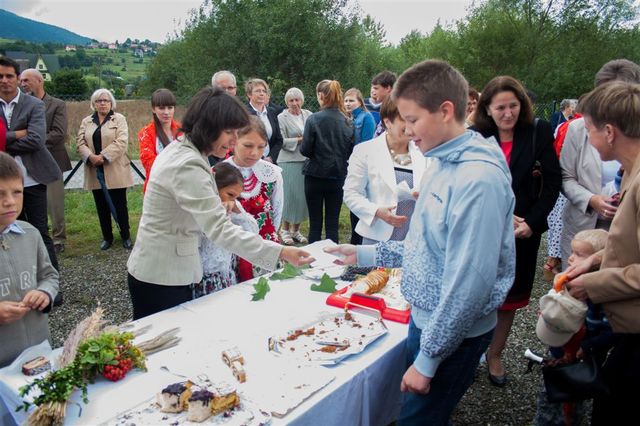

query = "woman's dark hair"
(151, 88), (177, 148)
(380, 97), (400, 129)
(181, 87), (249, 154)
(212, 161), (243, 189)
(474, 76), (534, 134)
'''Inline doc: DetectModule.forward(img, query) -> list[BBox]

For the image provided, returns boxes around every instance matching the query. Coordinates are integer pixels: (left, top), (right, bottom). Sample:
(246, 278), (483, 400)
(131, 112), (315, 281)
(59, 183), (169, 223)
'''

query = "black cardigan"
(300, 107), (354, 179)
(474, 120), (561, 235)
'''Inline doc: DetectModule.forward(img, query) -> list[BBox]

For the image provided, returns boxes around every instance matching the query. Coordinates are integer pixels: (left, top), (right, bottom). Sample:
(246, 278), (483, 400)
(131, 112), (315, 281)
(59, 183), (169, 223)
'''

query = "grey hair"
(284, 87), (304, 104)
(90, 88), (117, 111)
(211, 70), (236, 87)
(560, 99), (572, 110)
(20, 68), (44, 82)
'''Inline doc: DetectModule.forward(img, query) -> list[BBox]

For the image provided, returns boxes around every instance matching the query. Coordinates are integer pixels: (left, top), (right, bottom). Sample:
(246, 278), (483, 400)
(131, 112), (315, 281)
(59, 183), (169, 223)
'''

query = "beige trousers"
(47, 178), (66, 244)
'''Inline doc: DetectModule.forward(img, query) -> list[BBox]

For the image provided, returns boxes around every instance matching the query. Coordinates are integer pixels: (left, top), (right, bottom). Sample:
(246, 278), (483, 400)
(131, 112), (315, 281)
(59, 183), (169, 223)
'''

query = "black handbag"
(542, 353), (609, 403)
(530, 118), (544, 199)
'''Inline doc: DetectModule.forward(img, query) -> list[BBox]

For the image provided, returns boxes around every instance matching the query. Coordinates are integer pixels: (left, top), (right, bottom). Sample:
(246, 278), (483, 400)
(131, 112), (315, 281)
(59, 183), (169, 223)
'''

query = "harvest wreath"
(17, 308), (180, 426)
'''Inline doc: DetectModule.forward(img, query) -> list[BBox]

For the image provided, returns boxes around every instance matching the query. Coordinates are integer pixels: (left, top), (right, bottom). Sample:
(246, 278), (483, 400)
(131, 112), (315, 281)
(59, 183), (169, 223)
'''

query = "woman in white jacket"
(343, 97), (428, 243)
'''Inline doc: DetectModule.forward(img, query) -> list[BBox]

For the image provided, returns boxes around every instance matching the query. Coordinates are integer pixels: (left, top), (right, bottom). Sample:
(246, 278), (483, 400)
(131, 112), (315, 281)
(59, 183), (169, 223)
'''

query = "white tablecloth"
(0, 241), (408, 425)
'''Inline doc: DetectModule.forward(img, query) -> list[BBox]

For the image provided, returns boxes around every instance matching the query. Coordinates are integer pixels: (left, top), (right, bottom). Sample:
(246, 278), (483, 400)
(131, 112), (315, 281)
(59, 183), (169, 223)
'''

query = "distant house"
(134, 48), (144, 58)
(108, 43), (117, 50)
(5, 51), (61, 81)
(65, 45), (76, 52)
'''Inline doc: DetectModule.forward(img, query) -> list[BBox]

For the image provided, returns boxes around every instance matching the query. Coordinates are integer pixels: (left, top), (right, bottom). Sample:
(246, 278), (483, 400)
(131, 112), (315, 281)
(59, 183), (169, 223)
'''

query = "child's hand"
(22, 290), (51, 311)
(222, 201), (236, 214)
(0, 301), (30, 324)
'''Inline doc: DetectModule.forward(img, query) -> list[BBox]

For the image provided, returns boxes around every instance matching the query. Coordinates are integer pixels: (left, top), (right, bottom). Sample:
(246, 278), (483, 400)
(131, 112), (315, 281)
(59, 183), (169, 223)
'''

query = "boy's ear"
(440, 100), (457, 122)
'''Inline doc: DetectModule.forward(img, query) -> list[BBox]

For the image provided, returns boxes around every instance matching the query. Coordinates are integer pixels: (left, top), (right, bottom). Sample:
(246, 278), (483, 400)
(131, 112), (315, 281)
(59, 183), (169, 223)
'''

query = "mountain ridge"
(0, 9), (92, 45)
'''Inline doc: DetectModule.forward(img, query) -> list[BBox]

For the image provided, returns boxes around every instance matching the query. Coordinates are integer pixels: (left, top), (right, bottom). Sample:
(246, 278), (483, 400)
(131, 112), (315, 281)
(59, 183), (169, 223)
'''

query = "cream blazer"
(127, 137), (281, 285)
(343, 134), (428, 242)
(77, 112), (134, 190)
(560, 118), (604, 267)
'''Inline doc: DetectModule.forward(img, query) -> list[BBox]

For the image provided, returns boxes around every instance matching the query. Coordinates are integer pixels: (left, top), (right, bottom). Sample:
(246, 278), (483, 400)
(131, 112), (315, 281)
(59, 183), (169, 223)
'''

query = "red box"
(326, 287), (411, 324)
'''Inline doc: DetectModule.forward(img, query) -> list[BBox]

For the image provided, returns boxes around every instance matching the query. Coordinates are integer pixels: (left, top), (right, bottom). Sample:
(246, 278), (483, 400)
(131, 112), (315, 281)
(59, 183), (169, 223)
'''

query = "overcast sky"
(0, 0), (474, 45)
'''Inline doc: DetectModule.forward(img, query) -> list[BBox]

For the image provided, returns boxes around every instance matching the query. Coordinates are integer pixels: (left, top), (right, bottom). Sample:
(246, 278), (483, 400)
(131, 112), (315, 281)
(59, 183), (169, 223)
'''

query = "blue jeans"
(398, 319), (493, 425)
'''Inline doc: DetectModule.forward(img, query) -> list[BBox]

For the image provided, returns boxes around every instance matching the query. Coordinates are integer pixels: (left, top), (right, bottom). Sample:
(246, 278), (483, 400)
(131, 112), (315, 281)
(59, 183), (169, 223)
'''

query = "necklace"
(243, 172), (259, 192)
(387, 139), (412, 166)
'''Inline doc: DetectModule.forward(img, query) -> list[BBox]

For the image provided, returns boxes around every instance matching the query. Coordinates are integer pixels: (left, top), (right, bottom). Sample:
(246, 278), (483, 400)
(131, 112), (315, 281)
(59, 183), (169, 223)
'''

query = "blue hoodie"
(357, 130), (516, 377)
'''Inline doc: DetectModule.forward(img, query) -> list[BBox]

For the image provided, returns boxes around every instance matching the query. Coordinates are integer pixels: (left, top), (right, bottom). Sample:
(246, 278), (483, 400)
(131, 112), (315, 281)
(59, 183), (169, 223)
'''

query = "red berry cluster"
(101, 346), (135, 382)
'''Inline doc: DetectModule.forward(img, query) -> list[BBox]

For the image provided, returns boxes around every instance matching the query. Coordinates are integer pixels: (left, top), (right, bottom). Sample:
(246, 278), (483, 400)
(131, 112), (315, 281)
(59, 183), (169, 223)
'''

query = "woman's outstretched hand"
(323, 244), (357, 265)
(280, 247), (315, 266)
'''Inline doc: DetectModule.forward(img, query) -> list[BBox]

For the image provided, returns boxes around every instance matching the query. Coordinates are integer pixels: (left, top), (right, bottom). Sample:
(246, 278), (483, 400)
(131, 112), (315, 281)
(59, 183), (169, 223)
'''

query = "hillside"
(0, 9), (92, 45)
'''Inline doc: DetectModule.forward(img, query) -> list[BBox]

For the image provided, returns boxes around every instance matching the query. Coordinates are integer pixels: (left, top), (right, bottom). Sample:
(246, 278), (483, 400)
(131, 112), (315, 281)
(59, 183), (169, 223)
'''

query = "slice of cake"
(21, 356), (51, 376)
(231, 360), (246, 383)
(187, 390), (215, 422)
(221, 347), (244, 367)
(157, 381), (192, 413)
(211, 382), (240, 415)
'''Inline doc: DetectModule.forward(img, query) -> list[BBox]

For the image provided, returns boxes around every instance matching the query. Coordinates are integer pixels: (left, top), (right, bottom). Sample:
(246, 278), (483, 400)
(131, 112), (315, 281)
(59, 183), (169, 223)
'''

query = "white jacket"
(343, 133), (429, 241)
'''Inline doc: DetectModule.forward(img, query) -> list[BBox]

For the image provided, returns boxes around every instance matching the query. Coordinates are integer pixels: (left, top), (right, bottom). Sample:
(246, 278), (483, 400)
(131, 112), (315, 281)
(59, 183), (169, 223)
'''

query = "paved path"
(64, 160), (145, 189)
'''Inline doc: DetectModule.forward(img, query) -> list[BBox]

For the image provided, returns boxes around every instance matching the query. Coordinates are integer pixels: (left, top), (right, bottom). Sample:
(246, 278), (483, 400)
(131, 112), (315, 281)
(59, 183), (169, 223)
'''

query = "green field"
(54, 47), (152, 83)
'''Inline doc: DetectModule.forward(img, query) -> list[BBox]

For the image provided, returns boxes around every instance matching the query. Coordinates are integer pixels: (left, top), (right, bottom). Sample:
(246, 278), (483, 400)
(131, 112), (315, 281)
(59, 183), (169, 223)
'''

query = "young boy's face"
(568, 240), (595, 267)
(0, 177), (23, 231)
(370, 84), (392, 104)
(397, 98), (445, 153)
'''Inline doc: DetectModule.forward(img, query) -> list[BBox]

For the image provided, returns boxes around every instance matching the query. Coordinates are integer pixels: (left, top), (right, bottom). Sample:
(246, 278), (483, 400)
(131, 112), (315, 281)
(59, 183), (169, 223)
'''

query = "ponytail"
(316, 79), (348, 117)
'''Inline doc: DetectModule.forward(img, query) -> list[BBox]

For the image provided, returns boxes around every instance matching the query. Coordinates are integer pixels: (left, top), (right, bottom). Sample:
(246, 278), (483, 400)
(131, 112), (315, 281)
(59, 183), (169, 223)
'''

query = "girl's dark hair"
(181, 87), (249, 154)
(212, 162), (243, 189)
(474, 76), (534, 134)
(151, 88), (177, 148)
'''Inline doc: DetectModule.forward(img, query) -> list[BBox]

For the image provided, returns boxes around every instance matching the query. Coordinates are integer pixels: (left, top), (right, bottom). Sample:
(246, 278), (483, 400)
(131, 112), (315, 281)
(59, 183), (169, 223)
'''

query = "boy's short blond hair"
(392, 60), (468, 123)
(574, 229), (608, 253)
(0, 152), (23, 181)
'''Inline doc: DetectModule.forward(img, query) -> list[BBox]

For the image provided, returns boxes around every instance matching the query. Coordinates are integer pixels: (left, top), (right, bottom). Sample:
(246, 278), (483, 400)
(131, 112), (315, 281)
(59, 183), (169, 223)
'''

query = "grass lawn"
(54, 48), (153, 82)
(64, 186), (352, 257)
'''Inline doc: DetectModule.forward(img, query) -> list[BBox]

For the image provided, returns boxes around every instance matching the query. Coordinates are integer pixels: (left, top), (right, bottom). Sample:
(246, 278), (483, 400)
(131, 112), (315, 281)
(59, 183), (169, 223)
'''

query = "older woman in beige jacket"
(77, 89), (133, 250)
(567, 81), (640, 425)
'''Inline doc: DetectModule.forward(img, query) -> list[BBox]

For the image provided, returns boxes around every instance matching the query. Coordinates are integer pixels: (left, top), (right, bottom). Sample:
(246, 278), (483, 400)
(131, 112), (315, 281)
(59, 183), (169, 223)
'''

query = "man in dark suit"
(20, 68), (71, 254)
(0, 56), (62, 271)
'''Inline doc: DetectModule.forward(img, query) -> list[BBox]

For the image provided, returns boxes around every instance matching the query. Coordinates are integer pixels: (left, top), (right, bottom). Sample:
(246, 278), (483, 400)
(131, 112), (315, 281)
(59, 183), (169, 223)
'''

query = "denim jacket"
(352, 107), (376, 145)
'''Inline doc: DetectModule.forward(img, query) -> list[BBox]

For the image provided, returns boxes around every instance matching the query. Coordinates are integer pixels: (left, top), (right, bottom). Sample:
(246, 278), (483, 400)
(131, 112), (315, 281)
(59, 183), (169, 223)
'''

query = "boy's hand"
(401, 365), (432, 394)
(324, 244), (357, 265)
(0, 301), (30, 324)
(22, 290), (51, 311)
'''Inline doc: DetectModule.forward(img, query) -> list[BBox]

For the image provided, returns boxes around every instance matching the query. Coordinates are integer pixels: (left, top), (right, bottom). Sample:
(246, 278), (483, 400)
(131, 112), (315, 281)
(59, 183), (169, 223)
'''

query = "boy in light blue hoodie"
(327, 60), (516, 424)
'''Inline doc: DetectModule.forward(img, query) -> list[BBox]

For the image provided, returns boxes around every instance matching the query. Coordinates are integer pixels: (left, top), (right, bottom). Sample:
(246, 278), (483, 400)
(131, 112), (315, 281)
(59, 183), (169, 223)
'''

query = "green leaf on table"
(251, 277), (271, 301)
(310, 273), (337, 293)
(270, 262), (307, 280)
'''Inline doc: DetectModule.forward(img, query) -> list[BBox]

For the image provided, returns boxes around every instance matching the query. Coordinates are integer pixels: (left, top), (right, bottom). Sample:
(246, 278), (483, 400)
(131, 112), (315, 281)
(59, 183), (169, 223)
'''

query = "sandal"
(280, 230), (294, 245)
(542, 257), (561, 281)
(291, 231), (308, 244)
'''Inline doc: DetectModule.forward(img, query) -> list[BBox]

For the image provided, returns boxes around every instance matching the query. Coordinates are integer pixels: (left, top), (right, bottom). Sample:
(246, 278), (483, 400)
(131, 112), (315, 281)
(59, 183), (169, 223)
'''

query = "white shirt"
(249, 102), (272, 158)
(0, 91), (38, 187)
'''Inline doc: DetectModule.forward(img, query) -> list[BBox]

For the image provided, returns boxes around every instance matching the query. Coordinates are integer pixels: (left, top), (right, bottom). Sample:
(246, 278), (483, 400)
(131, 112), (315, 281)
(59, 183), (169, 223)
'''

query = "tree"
(144, 0), (389, 100)
(50, 69), (88, 97)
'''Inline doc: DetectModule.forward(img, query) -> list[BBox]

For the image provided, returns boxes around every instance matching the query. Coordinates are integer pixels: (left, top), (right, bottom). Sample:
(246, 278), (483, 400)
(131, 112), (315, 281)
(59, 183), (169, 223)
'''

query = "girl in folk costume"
(196, 162), (259, 298)
(225, 116), (283, 242)
(225, 116), (284, 280)
(138, 88), (181, 193)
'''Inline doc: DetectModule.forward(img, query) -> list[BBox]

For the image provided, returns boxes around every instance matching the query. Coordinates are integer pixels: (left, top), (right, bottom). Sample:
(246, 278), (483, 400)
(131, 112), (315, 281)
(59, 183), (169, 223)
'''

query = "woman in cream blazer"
(343, 98), (427, 243)
(77, 89), (133, 250)
(127, 87), (312, 319)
